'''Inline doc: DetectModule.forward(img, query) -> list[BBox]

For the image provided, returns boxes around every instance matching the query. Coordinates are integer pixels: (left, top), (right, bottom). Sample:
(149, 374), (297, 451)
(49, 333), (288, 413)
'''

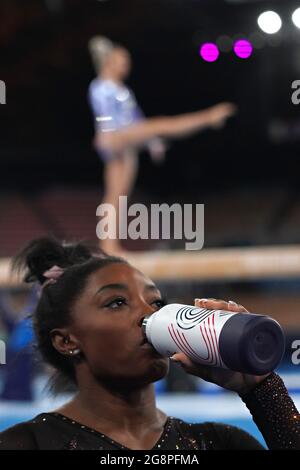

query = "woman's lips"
(139, 335), (163, 356)
(140, 341), (153, 349)
(140, 342), (164, 357)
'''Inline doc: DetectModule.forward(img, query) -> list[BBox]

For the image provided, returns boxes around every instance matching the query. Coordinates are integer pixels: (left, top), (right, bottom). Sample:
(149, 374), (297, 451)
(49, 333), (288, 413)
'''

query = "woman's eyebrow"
(95, 283), (128, 296)
(144, 284), (160, 293)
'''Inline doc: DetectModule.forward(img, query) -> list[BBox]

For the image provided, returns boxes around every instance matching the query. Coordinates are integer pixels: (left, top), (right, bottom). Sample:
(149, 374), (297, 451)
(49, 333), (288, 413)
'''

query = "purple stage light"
(233, 39), (253, 59)
(199, 43), (219, 62)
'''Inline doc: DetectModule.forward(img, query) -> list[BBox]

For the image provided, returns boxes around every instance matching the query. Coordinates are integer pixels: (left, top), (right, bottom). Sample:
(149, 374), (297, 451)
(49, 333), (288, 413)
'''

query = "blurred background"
(1, 0), (300, 448)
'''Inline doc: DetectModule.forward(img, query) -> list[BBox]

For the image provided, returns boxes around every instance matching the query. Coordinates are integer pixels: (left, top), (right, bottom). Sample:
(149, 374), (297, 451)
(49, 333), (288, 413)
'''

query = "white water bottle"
(142, 304), (285, 375)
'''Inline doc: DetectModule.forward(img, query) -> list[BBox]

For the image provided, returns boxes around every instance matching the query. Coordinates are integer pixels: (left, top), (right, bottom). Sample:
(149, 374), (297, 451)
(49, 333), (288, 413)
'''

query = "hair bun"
(88, 36), (114, 72)
(12, 237), (94, 284)
(88, 36), (114, 56)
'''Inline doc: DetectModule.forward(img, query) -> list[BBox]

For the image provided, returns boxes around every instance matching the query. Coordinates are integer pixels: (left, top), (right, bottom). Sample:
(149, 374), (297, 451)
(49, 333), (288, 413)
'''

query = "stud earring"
(69, 349), (80, 355)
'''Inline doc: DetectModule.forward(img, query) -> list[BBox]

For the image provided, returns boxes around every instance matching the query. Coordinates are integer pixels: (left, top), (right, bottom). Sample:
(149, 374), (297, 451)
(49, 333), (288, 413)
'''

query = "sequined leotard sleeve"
(239, 372), (300, 449)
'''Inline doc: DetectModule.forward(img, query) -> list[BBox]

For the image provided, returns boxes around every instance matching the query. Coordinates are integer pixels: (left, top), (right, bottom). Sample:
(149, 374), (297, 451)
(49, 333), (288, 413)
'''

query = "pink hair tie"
(42, 265), (64, 288)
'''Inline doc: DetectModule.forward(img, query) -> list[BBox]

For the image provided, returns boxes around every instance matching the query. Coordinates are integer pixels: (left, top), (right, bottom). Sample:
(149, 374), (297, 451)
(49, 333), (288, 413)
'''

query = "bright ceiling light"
(292, 7), (300, 29)
(257, 11), (282, 35)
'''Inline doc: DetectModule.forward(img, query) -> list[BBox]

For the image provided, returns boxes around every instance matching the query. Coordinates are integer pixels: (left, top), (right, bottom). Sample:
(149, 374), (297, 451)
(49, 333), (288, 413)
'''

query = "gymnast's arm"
(239, 372), (300, 449)
(210, 372), (300, 449)
(191, 373), (300, 450)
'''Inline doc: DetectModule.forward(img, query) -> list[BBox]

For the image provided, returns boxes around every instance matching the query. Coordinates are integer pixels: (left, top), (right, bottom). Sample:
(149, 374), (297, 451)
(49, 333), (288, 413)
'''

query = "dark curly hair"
(12, 237), (128, 388)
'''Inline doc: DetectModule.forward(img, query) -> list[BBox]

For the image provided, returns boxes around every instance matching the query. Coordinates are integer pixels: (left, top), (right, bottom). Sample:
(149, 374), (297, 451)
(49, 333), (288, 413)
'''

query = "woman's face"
(68, 263), (169, 387)
(108, 47), (131, 80)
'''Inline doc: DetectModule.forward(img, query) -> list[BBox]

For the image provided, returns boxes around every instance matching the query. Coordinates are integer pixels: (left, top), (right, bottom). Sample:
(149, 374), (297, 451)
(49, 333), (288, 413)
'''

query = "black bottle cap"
(219, 313), (285, 375)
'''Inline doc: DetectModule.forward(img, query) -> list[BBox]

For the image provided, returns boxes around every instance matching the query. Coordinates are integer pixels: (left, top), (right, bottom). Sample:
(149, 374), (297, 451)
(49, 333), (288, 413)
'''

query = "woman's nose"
(137, 303), (156, 327)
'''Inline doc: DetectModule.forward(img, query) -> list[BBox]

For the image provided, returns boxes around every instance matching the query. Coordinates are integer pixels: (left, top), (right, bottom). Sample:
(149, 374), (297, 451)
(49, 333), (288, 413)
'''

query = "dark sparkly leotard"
(0, 373), (299, 450)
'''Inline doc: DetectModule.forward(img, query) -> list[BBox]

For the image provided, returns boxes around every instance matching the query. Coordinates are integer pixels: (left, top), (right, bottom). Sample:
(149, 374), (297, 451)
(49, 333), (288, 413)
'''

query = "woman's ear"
(50, 329), (80, 356)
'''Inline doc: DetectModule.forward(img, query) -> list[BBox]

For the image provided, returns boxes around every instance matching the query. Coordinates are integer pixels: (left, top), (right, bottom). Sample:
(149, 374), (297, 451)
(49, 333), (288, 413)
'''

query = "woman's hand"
(171, 298), (271, 395)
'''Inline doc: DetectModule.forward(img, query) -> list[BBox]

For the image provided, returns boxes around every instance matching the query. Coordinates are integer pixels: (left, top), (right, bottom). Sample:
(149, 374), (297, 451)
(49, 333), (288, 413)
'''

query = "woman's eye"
(152, 299), (166, 309)
(105, 298), (127, 309)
